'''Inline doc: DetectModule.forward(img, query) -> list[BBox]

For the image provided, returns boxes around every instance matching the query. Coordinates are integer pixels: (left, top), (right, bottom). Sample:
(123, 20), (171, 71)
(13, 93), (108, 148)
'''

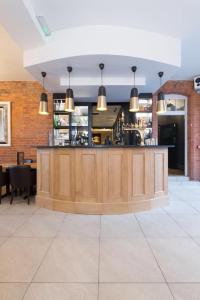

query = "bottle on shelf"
(147, 118), (152, 128)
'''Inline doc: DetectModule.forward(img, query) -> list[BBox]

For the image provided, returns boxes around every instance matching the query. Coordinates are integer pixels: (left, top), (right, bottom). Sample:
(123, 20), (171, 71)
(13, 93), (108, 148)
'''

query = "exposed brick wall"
(0, 81), (52, 163)
(152, 80), (200, 180)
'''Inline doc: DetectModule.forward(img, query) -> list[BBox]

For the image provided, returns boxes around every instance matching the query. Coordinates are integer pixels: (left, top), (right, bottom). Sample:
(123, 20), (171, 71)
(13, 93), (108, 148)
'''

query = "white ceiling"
(0, 0), (200, 99)
(0, 24), (33, 81)
(30, 0), (195, 38)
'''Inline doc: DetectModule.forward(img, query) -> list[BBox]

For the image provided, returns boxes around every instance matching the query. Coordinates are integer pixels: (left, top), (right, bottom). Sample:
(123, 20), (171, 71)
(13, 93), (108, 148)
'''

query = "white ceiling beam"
(24, 25), (181, 67)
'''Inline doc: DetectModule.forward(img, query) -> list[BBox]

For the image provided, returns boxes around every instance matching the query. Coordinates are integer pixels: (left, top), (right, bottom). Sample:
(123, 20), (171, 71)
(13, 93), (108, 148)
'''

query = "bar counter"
(36, 145), (169, 214)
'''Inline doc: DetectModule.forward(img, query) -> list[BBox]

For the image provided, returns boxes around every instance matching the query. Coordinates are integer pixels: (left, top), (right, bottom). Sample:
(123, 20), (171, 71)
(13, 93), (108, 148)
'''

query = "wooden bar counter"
(36, 146), (168, 214)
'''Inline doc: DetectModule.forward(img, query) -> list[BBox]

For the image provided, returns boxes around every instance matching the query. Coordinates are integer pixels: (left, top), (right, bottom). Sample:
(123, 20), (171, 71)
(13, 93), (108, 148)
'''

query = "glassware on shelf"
(54, 114), (69, 127)
(71, 106), (89, 126)
(145, 137), (158, 146)
(54, 128), (69, 145)
(138, 99), (152, 112)
(53, 102), (89, 146)
(60, 101), (65, 111)
(54, 99), (65, 111)
(48, 129), (54, 146)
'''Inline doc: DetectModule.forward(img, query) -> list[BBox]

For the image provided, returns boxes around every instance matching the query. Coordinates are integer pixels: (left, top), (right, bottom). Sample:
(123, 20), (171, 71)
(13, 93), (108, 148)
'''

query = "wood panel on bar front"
(36, 147), (168, 214)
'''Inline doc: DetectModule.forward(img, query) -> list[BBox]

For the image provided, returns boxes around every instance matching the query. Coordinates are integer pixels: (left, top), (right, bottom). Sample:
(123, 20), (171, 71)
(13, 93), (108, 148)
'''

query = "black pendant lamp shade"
(66, 88), (74, 99)
(129, 66), (139, 112)
(157, 72), (166, 113)
(65, 66), (75, 112)
(98, 85), (106, 97)
(39, 72), (49, 115)
(97, 63), (107, 111)
(158, 91), (165, 101)
(130, 87), (138, 98)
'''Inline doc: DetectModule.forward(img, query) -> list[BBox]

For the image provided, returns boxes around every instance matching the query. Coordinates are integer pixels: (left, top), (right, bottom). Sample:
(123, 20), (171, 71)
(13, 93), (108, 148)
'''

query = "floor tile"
(171, 214), (200, 237)
(23, 283), (98, 300)
(163, 201), (198, 215)
(0, 237), (7, 247)
(192, 237), (200, 247)
(178, 193), (200, 202)
(34, 238), (99, 282)
(0, 237), (51, 282)
(101, 215), (143, 238)
(168, 194), (181, 202)
(0, 283), (28, 300)
(4, 202), (38, 215)
(99, 238), (164, 282)
(0, 202), (11, 214)
(185, 200), (200, 213)
(99, 283), (174, 300)
(135, 208), (166, 215)
(0, 215), (30, 237)
(34, 207), (67, 217)
(136, 214), (187, 238)
(58, 214), (100, 238)
(149, 238), (200, 282)
(169, 283), (200, 300)
(14, 215), (64, 237)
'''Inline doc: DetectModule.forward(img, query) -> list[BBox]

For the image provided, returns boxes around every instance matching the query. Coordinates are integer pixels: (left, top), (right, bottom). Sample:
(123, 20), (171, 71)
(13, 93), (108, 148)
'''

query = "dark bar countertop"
(36, 145), (173, 149)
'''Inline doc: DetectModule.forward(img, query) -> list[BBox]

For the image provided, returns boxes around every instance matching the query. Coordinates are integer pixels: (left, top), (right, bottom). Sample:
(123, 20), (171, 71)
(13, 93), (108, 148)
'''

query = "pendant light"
(39, 72), (49, 115)
(65, 66), (75, 112)
(97, 63), (107, 111)
(129, 66), (139, 112)
(157, 71), (166, 113)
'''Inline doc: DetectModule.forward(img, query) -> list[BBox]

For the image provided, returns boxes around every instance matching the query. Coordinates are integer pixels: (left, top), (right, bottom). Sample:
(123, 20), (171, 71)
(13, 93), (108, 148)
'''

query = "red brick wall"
(152, 80), (200, 180)
(0, 81), (53, 163)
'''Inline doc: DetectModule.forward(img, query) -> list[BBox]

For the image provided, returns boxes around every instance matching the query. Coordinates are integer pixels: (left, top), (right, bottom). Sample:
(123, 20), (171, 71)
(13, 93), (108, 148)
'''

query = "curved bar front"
(36, 147), (168, 214)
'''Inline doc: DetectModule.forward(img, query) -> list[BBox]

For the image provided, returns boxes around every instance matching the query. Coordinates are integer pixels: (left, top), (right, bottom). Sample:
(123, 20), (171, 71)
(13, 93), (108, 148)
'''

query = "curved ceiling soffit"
(24, 25), (181, 69)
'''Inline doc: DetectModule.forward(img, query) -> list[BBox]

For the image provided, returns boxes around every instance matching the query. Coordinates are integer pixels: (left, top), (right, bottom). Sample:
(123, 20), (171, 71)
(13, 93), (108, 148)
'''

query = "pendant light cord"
(41, 72), (46, 91)
(101, 68), (103, 86)
(158, 71), (164, 89)
(69, 71), (71, 89)
(134, 71), (135, 88)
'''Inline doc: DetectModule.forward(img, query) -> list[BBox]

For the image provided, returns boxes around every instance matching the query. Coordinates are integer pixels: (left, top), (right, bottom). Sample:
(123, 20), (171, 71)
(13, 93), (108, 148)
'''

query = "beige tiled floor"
(0, 181), (200, 299)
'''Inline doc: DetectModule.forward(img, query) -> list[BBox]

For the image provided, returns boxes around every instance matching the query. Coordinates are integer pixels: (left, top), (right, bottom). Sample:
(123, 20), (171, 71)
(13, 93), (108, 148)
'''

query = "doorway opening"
(158, 115), (185, 175)
(157, 94), (187, 176)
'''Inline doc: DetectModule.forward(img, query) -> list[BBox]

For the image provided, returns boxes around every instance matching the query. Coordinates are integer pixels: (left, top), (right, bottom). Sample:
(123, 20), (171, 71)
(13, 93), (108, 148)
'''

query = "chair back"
(9, 166), (31, 188)
(0, 166), (3, 185)
(0, 165), (9, 187)
(17, 152), (24, 165)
